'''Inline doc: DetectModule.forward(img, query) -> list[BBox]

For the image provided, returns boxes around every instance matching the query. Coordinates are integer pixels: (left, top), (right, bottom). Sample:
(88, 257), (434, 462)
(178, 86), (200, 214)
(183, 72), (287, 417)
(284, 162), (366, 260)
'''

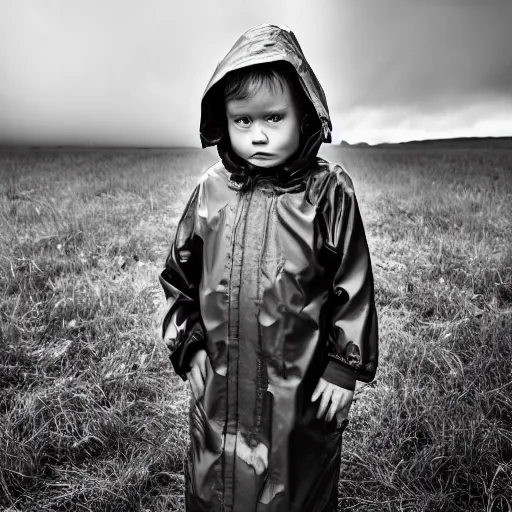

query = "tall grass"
(1, 146), (511, 511)
(321, 146), (512, 511)
(0, 149), (213, 511)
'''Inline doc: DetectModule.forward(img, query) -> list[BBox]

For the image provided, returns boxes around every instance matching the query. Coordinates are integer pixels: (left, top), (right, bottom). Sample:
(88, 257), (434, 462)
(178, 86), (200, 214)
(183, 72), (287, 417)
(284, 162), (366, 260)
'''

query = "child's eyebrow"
(226, 106), (289, 116)
(265, 108), (288, 115)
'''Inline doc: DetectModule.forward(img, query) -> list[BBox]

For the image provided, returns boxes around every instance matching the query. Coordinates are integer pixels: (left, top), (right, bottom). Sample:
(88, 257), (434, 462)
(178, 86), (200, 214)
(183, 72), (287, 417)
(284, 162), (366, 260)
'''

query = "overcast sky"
(1, 0), (511, 146)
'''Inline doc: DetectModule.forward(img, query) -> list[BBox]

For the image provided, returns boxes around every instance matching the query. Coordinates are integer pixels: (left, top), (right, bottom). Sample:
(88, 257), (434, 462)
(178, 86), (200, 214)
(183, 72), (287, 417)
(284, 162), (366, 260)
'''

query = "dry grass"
(0, 145), (511, 511)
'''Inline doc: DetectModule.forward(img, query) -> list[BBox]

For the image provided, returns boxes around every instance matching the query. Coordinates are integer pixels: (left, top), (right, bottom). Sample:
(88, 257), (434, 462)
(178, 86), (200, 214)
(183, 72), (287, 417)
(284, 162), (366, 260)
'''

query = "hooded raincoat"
(159, 24), (378, 512)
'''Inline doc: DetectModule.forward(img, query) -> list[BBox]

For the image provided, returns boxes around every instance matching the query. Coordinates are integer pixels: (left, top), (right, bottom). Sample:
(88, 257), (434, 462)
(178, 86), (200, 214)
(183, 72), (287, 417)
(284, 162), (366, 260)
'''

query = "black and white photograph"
(1, 1), (511, 511)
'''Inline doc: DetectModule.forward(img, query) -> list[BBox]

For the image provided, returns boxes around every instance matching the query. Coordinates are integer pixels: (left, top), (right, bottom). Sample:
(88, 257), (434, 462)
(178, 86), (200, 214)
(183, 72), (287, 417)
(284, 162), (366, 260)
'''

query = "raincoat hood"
(199, 24), (333, 191)
(200, 23), (332, 147)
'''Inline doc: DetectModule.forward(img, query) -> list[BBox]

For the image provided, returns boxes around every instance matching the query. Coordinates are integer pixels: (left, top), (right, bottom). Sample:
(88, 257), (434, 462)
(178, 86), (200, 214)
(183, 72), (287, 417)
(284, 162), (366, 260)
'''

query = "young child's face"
(225, 79), (301, 168)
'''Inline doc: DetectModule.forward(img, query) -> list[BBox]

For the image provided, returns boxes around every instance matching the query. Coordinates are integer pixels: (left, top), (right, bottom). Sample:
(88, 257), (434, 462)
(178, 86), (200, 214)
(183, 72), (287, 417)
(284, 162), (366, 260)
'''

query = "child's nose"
(252, 124), (268, 144)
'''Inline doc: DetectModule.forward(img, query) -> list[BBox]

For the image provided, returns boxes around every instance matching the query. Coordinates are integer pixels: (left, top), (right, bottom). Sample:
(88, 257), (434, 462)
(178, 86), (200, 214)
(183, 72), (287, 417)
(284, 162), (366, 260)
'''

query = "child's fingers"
(325, 403), (336, 423)
(327, 388), (354, 423)
(198, 351), (207, 381)
(311, 378), (327, 402)
(195, 369), (205, 397)
(325, 389), (343, 422)
(190, 350), (207, 382)
(316, 387), (333, 419)
(190, 366), (205, 398)
(339, 389), (354, 413)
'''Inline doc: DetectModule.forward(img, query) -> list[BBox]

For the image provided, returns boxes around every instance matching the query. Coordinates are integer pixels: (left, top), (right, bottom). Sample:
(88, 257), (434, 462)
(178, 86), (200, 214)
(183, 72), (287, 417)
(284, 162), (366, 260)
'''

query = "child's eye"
(268, 114), (283, 123)
(234, 117), (251, 126)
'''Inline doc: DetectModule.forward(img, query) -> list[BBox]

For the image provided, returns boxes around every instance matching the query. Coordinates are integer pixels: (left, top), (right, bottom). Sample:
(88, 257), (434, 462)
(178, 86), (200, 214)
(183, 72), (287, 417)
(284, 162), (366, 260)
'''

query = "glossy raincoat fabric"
(159, 24), (378, 512)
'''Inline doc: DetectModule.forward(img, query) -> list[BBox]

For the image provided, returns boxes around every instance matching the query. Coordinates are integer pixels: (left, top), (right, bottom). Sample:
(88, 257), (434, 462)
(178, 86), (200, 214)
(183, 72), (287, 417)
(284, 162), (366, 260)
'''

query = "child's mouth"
(251, 152), (274, 159)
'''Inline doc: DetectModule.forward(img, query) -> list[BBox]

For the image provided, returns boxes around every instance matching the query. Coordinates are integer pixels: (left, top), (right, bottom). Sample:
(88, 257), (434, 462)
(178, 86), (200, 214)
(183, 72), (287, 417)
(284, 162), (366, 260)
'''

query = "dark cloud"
(0, 0), (510, 146)
(330, 0), (512, 111)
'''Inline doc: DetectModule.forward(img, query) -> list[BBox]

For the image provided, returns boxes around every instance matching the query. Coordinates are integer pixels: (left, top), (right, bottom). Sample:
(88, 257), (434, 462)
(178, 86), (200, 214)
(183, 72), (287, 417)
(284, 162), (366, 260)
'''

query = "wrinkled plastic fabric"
(159, 24), (378, 512)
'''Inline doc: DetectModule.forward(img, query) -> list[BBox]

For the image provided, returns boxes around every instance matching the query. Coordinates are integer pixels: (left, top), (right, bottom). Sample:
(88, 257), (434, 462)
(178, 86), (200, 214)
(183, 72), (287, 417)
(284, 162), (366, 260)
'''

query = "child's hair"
(223, 60), (309, 113)
(200, 60), (319, 147)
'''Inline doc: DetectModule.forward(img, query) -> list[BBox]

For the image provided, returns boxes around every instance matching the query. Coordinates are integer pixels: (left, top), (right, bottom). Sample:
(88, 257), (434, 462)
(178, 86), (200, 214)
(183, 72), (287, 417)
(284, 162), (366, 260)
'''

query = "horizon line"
(1, 134), (512, 150)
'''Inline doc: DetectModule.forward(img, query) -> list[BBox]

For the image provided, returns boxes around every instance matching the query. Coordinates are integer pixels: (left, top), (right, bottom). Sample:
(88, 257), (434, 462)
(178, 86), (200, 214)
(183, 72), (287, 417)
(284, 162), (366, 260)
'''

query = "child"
(160, 23), (378, 512)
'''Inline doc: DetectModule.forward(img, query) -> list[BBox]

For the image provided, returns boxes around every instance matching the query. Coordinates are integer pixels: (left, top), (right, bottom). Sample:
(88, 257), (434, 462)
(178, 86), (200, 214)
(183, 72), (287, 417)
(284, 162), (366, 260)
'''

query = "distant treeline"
(340, 136), (512, 149)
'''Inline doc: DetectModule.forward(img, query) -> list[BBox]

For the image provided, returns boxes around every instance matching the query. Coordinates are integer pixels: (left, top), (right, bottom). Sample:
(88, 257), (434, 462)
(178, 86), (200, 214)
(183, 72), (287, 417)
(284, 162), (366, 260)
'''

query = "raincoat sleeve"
(159, 184), (205, 380)
(319, 168), (378, 392)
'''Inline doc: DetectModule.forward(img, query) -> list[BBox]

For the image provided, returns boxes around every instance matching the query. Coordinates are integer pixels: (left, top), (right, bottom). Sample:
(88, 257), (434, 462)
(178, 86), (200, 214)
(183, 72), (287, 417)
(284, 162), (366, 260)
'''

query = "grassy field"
(0, 145), (511, 511)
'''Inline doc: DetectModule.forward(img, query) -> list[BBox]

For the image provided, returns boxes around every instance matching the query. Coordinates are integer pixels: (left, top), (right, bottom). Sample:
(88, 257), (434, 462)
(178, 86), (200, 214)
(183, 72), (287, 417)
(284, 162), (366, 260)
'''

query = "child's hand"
(186, 349), (207, 400)
(311, 378), (354, 423)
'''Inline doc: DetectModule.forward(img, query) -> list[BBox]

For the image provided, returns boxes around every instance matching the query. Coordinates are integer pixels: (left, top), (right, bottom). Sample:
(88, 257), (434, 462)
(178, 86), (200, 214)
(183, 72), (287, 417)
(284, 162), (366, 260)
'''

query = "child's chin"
(250, 161), (276, 169)
(247, 157), (286, 169)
